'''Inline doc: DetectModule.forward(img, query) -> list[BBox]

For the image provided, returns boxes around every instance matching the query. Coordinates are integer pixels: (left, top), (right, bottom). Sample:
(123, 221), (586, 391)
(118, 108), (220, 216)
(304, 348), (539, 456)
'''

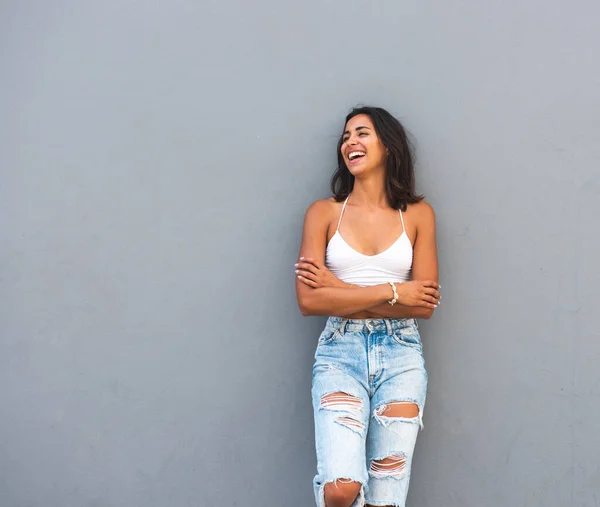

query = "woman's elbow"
(297, 292), (328, 317)
(421, 308), (435, 320)
(297, 294), (314, 316)
(299, 303), (311, 316)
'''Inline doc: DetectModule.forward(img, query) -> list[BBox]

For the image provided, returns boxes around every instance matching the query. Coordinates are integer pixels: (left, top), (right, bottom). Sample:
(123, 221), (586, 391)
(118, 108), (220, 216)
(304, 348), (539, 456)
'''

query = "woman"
(295, 106), (440, 507)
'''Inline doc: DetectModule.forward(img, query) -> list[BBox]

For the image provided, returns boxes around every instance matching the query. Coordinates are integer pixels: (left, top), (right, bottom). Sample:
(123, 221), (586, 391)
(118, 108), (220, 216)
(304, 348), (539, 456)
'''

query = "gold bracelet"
(388, 281), (398, 306)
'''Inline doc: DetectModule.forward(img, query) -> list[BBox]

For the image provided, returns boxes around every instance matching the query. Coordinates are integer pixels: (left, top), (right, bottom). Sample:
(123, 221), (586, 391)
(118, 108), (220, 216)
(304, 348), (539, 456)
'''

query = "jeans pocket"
(318, 327), (340, 346)
(392, 325), (422, 348)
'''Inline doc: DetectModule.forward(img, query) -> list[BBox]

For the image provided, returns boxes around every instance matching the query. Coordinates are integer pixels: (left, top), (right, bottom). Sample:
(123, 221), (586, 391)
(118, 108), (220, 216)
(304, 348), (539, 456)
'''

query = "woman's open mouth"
(347, 151), (366, 164)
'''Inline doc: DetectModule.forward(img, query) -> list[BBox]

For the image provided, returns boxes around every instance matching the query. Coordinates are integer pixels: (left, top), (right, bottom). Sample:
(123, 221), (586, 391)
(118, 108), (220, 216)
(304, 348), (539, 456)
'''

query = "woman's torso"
(325, 195), (415, 318)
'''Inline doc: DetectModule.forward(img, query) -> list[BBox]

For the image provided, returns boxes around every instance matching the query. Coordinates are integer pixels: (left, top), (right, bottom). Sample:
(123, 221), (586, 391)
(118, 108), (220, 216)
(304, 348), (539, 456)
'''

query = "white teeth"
(348, 151), (366, 160)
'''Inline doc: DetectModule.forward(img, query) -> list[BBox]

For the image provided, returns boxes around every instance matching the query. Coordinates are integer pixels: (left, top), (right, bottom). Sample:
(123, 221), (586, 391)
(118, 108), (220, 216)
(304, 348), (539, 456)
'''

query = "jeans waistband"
(326, 316), (418, 335)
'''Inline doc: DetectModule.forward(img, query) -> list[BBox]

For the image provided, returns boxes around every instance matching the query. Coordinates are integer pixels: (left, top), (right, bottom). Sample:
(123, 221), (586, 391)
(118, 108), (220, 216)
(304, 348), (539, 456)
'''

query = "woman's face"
(340, 114), (388, 176)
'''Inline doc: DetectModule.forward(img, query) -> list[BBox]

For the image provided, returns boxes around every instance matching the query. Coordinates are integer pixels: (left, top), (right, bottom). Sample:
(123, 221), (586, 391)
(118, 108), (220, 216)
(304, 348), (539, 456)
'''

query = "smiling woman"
(295, 106), (440, 507)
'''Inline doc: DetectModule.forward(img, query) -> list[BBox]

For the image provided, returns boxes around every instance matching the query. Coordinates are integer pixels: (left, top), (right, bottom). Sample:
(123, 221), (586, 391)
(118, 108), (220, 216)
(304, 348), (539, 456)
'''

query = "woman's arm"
(363, 304), (436, 319)
(298, 284), (395, 317)
(365, 201), (439, 319)
(326, 281), (436, 319)
(295, 200), (395, 316)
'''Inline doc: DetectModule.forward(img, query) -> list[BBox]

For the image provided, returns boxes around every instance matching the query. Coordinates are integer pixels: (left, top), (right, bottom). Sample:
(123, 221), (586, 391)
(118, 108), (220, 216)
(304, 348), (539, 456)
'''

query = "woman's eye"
(359, 132), (367, 136)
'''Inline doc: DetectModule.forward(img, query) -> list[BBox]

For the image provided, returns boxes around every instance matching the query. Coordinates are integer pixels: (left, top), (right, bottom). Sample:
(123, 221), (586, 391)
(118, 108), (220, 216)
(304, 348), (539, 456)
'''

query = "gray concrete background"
(1, 1), (599, 506)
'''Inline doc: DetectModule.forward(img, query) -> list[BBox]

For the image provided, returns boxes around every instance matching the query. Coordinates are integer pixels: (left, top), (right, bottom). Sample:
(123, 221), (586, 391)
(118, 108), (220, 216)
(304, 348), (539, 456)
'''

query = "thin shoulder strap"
(398, 207), (406, 233)
(336, 195), (350, 231)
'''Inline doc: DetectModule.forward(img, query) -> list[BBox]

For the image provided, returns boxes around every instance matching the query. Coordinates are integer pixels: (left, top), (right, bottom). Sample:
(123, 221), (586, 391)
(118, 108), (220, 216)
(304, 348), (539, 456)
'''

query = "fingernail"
(294, 263), (298, 267)
(295, 270), (299, 274)
(300, 257), (304, 260)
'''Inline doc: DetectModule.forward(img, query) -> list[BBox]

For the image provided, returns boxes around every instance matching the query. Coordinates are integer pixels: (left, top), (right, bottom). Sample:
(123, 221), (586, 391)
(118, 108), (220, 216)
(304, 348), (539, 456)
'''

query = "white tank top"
(325, 195), (413, 287)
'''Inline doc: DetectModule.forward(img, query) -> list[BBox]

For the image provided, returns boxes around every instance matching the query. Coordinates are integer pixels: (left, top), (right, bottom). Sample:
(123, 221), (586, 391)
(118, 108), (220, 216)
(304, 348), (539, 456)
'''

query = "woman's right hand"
(394, 280), (441, 309)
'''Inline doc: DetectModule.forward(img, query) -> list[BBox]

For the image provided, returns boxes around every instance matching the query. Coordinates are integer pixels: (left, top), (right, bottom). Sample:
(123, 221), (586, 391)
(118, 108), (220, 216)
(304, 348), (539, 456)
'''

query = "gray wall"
(1, 1), (599, 506)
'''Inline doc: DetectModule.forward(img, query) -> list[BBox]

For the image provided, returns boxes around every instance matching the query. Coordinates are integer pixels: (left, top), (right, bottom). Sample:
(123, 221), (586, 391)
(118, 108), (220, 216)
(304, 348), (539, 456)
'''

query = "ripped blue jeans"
(312, 317), (427, 507)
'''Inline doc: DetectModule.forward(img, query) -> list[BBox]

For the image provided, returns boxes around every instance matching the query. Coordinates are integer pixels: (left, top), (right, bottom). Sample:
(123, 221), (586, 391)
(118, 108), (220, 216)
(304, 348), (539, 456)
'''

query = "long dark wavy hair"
(331, 106), (423, 211)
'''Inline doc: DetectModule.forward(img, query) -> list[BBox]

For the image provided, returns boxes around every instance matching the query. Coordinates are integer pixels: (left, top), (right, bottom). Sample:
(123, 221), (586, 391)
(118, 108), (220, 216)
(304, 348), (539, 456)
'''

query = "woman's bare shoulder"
(406, 200), (436, 230)
(301, 198), (340, 234)
(407, 199), (435, 218)
(305, 197), (340, 218)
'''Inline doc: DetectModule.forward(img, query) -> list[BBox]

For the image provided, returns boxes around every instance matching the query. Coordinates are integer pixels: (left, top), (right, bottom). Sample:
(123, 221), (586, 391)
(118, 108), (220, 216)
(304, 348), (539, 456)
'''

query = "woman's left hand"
(295, 257), (348, 289)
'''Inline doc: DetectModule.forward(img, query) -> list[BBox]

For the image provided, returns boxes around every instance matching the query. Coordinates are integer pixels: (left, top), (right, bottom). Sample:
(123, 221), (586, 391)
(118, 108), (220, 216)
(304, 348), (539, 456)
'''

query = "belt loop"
(385, 319), (392, 335)
(339, 318), (349, 335)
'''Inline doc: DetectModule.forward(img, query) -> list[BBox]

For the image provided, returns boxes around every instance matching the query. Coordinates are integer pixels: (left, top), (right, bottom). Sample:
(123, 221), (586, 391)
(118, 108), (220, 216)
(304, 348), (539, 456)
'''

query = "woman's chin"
(348, 164), (376, 178)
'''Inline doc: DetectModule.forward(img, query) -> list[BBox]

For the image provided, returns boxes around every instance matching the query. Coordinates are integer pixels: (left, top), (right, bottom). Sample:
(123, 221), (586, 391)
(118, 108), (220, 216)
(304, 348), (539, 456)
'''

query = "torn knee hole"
(374, 401), (419, 419)
(324, 479), (362, 497)
(335, 478), (357, 485)
(369, 453), (407, 478)
(320, 392), (362, 413)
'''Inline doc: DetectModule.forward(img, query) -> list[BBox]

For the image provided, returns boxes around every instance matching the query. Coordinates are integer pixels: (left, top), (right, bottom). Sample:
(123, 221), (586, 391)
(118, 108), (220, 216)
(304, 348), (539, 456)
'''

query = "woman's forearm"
(339, 281), (435, 319)
(298, 284), (392, 317)
(363, 303), (435, 320)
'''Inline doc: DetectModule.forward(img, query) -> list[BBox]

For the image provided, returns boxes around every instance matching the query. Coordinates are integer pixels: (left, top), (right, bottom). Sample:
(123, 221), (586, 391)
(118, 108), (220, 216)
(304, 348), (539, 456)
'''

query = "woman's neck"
(350, 173), (388, 209)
